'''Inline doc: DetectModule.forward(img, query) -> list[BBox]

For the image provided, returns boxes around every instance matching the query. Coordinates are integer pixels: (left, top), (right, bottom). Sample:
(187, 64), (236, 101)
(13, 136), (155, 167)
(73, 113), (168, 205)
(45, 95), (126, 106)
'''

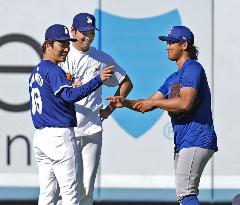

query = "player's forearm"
(124, 99), (143, 111)
(61, 75), (102, 103)
(117, 75), (133, 97)
(114, 76), (133, 97)
(109, 75), (133, 112)
(154, 98), (189, 112)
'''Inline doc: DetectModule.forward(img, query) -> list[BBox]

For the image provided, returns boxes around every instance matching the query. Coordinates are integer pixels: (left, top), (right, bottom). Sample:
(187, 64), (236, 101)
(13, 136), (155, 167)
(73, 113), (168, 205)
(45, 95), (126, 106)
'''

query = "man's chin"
(59, 57), (67, 62)
(168, 56), (175, 61)
(82, 45), (90, 51)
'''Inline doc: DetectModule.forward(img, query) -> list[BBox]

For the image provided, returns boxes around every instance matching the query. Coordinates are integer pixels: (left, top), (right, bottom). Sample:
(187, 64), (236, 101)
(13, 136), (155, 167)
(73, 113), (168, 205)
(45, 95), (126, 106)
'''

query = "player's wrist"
(152, 100), (158, 108)
(108, 104), (116, 112)
(124, 99), (133, 108)
(96, 74), (103, 83)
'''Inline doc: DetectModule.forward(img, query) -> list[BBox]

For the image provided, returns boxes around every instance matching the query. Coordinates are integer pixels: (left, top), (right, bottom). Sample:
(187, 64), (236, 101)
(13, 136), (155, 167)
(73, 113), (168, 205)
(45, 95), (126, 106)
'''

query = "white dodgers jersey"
(59, 45), (126, 136)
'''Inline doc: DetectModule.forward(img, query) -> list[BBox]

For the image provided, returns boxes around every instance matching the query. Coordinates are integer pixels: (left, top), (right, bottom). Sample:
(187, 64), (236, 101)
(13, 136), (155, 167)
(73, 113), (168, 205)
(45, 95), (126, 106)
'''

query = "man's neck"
(72, 42), (90, 52)
(176, 54), (190, 69)
(43, 54), (58, 64)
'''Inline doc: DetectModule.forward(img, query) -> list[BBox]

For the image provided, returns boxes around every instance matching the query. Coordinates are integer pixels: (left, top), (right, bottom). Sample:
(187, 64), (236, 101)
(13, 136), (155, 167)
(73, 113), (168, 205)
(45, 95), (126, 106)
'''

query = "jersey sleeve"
(102, 55), (127, 87)
(60, 75), (103, 103)
(180, 64), (202, 90)
(158, 74), (173, 97)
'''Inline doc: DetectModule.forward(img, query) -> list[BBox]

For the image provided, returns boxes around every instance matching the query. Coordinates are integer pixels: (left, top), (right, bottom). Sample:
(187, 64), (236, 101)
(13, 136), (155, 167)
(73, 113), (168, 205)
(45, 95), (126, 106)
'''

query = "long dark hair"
(179, 41), (199, 60)
(187, 44), (199, 60)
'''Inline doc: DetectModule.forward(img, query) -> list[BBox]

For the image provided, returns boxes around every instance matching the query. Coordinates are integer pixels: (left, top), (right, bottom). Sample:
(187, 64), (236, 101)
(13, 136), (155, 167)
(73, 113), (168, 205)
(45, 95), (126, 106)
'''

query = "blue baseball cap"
(45, 24), (76, 41)
(72, 13), (99, 31)
(159, 26), (194, 45)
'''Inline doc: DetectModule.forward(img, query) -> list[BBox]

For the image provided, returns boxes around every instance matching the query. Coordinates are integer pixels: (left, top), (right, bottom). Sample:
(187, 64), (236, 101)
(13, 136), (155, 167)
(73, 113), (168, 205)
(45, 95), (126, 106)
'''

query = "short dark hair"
(42, 40), (54, 53)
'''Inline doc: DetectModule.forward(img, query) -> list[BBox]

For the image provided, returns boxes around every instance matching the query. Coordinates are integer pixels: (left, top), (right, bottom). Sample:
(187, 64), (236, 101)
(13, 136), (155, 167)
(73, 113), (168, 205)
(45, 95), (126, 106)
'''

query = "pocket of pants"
(43, 135), (66, 161)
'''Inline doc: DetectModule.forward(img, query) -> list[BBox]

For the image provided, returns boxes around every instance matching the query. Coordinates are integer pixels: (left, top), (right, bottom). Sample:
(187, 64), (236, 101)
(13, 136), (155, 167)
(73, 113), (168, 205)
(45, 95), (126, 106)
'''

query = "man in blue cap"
(108, 26), (218, 205)
(59, 13), (133, 205)
(29, 24), (113, 205)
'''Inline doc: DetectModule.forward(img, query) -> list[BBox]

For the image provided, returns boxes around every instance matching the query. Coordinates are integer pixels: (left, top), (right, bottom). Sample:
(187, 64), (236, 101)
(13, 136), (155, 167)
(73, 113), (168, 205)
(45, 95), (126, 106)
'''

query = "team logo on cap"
(168, 27), (173, 35)
(64, 26), (69, 35)
(87, 16), (93, 25)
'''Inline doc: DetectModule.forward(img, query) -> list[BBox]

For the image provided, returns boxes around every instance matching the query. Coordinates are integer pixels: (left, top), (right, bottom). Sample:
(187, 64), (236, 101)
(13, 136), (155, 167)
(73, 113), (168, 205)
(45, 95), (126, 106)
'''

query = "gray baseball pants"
(174, 147), (215, 202)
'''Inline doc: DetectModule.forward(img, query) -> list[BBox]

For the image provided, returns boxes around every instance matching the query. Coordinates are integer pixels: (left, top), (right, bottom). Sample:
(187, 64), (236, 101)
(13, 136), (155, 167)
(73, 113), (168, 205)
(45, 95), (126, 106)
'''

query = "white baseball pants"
(76, 131), (102, 205)
(33, 127), (81, 205)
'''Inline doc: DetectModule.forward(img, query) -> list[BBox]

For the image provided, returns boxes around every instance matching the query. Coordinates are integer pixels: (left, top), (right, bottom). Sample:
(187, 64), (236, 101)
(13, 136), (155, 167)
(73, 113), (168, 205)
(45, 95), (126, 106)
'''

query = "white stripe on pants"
(33, 127), (81, 205)
(174, 147), (215, 201)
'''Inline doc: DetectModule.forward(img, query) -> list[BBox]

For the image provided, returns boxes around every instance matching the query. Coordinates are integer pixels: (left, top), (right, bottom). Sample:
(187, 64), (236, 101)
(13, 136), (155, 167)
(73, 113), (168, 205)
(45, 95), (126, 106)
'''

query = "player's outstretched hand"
(107, 96), (126, 108)
(100, 66), (114, 81)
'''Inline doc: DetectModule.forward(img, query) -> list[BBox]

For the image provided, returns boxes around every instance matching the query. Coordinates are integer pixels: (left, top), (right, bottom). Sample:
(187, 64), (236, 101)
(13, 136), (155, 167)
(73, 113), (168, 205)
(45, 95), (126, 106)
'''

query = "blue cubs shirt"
(158, 59), (218, 152)
(29, 60), (76, 128)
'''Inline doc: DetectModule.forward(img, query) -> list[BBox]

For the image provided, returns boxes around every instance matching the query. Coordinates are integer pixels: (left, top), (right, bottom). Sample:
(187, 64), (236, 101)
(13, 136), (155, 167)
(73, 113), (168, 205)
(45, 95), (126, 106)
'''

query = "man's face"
(48, 41), (70, 63)
(166, 41), (184, 61)
(71, 29), (95, 51)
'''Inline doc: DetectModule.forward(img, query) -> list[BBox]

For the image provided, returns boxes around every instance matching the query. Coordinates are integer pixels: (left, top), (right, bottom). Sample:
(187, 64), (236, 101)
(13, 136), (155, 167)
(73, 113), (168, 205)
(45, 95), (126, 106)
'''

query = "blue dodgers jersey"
(158, 59), (218, 152)
(29, 60), (77, 129)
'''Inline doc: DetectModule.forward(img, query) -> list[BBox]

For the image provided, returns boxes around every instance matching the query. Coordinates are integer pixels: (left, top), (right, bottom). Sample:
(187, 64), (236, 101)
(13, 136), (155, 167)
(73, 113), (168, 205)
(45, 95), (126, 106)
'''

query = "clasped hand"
(106, 96), (126, 108)
(107, 96), (156, 113)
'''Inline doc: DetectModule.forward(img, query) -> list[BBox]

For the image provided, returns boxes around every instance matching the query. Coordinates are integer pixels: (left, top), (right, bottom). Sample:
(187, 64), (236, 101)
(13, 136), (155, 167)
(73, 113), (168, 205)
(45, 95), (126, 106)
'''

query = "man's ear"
(182, 41), (189, 50)
(71, 27), (76, 36)
(45, 41), (54, 51)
